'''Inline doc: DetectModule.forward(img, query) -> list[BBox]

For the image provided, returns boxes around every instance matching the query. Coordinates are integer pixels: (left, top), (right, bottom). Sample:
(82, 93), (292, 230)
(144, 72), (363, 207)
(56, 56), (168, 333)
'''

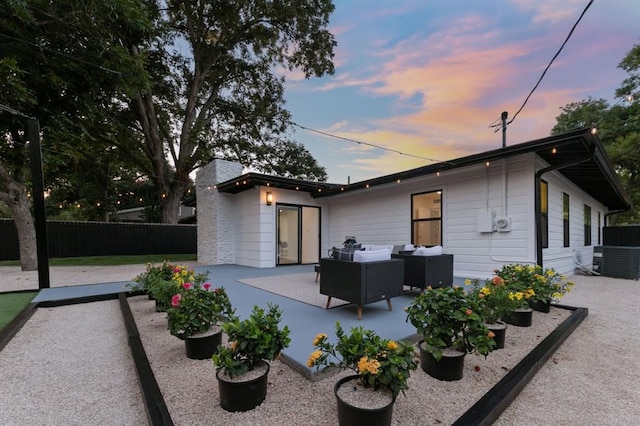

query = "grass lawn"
(0, 292), (37, 331)
(0, 253), (197, 267)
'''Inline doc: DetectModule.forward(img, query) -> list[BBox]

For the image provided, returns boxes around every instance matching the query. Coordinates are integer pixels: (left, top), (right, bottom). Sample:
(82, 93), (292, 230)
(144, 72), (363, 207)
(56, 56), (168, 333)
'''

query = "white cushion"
(413, 245), (443, 256)
(404, 244), (415, 251)
(353, 248), (392, 262)
(362, 244), (394, 252)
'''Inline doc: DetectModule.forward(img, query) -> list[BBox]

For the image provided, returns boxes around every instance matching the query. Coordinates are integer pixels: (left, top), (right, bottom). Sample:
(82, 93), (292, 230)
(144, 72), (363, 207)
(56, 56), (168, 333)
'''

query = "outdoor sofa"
(319, 253), (405, 320)
(391, 246), (453, 291)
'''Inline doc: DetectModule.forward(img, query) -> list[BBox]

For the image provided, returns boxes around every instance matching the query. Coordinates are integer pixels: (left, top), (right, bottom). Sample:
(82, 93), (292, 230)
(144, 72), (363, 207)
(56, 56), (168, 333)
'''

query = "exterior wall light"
(266, 191), (273, 206)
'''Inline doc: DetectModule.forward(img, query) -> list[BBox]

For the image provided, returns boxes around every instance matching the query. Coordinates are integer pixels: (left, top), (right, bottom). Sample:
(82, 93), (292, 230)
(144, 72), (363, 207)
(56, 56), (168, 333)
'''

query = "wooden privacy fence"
(0, 219), (196, 261)
(603, 225), (640, 247)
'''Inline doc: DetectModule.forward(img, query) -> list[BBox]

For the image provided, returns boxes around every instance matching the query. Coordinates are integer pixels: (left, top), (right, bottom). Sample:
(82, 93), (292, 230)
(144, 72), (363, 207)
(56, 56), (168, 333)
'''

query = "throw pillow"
(353, 248), (392, 262)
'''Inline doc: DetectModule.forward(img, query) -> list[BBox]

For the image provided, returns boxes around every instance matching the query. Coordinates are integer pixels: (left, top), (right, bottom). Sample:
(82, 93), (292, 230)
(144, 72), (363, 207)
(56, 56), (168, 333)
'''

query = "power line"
(490, 0), (595, 129)
(292, 121), (454, 165)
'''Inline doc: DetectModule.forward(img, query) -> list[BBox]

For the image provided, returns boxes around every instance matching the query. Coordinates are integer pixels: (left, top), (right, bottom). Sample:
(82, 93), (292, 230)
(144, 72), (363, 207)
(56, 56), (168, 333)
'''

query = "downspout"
(534, 145), (596, 269)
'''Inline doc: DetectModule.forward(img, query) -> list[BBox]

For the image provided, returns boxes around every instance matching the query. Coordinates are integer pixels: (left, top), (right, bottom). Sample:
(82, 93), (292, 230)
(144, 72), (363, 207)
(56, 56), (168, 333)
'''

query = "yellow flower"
(514, 292), (524, 300)
(307, 350), (322, 367)
(552, 292), (563, 299)
(480, 286), (491, 296)
(387, 340), (399, 351)
(464, 279), (472, 286)
(313, 333), (327, 346)
(508, 292), (515, 300)
(357, 356), (380, 375)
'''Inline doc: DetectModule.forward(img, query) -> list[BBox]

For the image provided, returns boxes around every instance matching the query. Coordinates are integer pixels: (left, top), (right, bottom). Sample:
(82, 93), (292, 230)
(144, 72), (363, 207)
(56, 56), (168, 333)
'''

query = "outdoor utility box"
(597, 246), (640, 280)
(592, 246), (604, 274)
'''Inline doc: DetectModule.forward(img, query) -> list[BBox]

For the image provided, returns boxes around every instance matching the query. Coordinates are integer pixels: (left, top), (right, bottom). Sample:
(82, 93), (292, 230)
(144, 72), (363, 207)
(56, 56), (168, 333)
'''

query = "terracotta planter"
(334, 375), (395, 426)
(485, 322), (507, 349)
(529, 299), (551, 313)
(504, 308), (533, 327)
(184, 328), (222, 360)
(216, 361), (270, 412)
(419, 341), (465, 381)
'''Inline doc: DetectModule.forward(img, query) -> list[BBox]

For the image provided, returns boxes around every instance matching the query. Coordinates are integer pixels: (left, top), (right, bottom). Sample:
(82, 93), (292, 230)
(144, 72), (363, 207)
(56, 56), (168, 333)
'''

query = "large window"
(597, 211), (601, 245)
(584, 205), (592, 246)
(411, 191), (442, 246)
(540, 180), (548, 248)
(563, 193), (570, 247)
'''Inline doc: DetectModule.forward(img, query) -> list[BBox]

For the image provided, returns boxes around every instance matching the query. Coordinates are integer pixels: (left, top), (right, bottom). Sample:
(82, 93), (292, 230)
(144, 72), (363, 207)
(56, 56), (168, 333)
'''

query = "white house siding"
(233, 187), (325, 268)
(323, 153), (605, 280)
(538, 157), (606, 275)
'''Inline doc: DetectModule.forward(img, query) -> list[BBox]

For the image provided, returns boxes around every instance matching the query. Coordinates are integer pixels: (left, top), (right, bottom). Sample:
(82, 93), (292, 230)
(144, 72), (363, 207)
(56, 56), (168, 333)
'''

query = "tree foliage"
(2, 0), (335, 227)
(551, 44), (640, 224)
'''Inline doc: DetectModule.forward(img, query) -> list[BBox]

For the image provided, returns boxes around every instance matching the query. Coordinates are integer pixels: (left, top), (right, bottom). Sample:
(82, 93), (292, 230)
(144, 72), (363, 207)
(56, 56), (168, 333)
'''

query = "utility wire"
(292, 121), (455, 165)
(0, 103), (34, 119)
(490, 0), (595, 129)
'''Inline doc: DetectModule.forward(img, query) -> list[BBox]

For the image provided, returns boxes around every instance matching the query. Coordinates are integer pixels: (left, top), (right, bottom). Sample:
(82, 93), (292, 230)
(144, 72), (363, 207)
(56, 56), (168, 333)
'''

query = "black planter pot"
(529, 299), (551, 313)
(334, 375), (395, 426)
(486, 322), (507, 349)
(217, 361), (270, 412)
(504, 308), (533, 327)
(184, 329), (222, 360)
(419, 342), (465, 381)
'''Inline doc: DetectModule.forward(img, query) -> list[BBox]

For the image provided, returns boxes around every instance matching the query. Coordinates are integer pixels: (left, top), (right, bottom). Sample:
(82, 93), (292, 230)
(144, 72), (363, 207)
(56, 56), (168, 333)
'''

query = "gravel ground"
(1, 266), (639, 425)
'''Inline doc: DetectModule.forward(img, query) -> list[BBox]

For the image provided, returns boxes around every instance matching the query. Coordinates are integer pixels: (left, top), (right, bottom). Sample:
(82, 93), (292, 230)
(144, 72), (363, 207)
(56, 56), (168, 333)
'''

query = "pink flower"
(182, 282), (192, 290)
(203, 283), (211, 290)
(171, 294), (182, 307)
(173, 267), (181, 273)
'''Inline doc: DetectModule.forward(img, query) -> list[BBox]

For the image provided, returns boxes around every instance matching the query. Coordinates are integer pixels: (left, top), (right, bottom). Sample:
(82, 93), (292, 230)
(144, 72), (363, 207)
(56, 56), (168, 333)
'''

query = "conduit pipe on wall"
(534, 145), (595, 269)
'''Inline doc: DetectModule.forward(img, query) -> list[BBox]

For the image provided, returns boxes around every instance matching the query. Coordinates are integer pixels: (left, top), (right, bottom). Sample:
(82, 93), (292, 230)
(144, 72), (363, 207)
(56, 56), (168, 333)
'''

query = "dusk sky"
(281, 0), (639, 184)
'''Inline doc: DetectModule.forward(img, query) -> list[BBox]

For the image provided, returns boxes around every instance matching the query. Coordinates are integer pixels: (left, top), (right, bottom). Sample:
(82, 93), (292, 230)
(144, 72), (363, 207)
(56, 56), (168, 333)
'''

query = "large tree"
(0, 0), (154, 269)
(552, 44), (640, 224)
(118, 1), (336, 222)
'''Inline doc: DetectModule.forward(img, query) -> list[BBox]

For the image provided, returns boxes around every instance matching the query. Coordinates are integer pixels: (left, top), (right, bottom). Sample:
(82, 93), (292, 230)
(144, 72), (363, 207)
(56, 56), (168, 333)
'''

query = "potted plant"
(405, 286), (496, 381)
(166, 283), (234, 359)
(212, 303), (291, 412)
(143, 263), (209, 311)
(494, 264), (542, 323)
(308, 322), (417, 426)
(130, 260), (175, 298)
(466, 275), (519, 349)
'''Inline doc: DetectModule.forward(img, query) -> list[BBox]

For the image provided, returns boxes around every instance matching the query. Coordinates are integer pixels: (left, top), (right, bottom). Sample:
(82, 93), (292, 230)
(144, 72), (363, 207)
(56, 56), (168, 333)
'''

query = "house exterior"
(196, 128), (631, 279)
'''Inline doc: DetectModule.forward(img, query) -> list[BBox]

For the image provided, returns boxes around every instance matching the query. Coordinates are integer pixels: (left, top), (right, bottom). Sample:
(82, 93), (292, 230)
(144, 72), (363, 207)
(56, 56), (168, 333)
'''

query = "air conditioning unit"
(600, 246), (640, 280)
(495, 216), (511, 232)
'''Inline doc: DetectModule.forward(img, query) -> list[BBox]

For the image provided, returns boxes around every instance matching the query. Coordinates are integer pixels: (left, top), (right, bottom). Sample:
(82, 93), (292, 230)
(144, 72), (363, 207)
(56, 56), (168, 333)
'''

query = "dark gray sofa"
(319, 257), (405, 320)
(390, 253), (453, 291)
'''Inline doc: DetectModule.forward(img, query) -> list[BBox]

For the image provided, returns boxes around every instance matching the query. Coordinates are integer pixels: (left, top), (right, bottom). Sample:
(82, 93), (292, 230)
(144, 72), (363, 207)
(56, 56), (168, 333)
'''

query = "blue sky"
(281, 0), (639, 184)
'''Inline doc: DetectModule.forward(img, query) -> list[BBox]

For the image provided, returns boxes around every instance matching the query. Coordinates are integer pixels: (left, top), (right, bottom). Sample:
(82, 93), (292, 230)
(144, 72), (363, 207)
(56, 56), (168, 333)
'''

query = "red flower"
(492, 276), (505, 286)
(465, 309), (473, 316)
(203, 283), (211, 290)
(171, 294), (182, 307)
(182, 282), (192, 290)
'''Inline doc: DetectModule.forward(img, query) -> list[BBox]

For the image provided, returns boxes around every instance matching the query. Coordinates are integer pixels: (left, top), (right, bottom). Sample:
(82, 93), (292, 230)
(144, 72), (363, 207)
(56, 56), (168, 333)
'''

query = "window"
(597, 211), (601, 245)
(584, 205), (592, 246)
(563, 193), (570, 247)
(411, 191), (442, 246)
(540, 180), (548, 248)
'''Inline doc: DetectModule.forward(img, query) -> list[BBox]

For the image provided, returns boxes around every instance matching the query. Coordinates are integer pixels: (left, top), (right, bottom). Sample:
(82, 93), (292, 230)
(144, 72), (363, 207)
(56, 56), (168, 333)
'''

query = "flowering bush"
(212, 303), (291, 378)
(308, 322), (417, 398)
(166, 283), (234, 338)
(494, 263), (574, 304)
(132, 262), (209, 311)
(405, 286), (496, 361)
(466, 275), (521, 323)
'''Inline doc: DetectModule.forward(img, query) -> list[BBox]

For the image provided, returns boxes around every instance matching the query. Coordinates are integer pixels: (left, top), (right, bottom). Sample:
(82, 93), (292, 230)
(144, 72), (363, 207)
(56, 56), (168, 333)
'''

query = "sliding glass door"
(277, 205), (320, 265)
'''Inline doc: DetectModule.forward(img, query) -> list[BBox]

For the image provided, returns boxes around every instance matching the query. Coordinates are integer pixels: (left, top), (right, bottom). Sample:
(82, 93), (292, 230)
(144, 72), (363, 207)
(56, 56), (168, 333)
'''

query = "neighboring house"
(196, 128), (631, 279)
(115, 205), (196, 223)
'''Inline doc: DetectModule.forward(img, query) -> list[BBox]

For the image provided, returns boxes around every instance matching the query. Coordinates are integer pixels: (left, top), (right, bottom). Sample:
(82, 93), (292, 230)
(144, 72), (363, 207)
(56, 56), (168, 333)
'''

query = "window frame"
(411, 190), (442, 246)
(540, 180), (549, 249)
(584, 204), (592, 246)
(563, 192), (570, 247)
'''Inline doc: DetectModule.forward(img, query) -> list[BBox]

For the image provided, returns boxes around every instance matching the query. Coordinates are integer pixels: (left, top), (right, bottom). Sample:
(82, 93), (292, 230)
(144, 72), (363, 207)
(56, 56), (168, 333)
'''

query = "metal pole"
(501, 111), (508, 148)
(26, 118), (50, 289)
